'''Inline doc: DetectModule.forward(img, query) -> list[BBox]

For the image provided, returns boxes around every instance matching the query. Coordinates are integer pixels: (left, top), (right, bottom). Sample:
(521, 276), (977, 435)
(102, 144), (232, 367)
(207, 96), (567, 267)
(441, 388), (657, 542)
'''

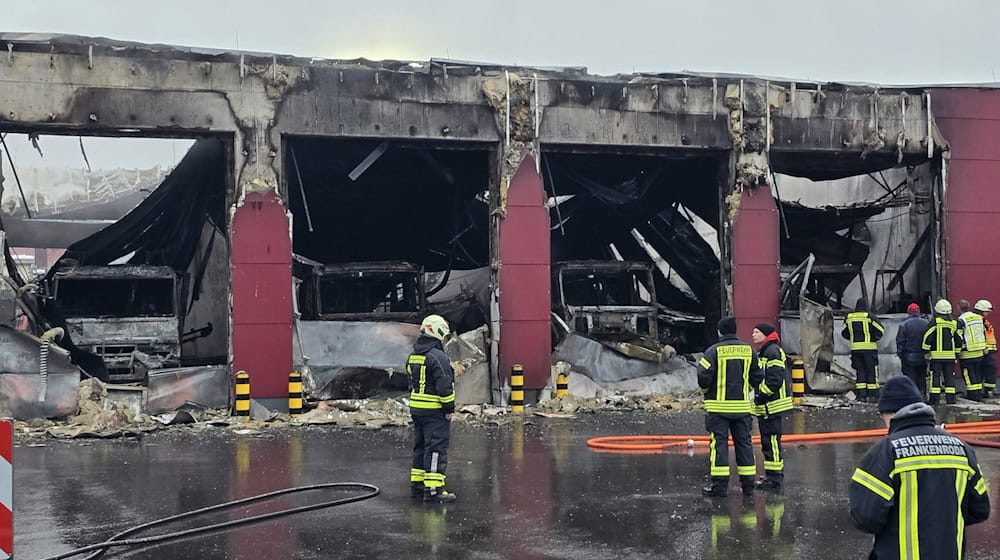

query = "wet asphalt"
(13, 405), (1000, 560)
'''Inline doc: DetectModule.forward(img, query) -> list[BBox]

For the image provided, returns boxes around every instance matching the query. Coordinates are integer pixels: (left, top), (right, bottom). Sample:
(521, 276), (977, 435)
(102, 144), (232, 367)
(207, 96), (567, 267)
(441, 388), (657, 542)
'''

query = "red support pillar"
(731, 186), (780, 335)
(933, 89), (1000, 307)
(230, 191), (293, 399)
(498, 155), (551, 390)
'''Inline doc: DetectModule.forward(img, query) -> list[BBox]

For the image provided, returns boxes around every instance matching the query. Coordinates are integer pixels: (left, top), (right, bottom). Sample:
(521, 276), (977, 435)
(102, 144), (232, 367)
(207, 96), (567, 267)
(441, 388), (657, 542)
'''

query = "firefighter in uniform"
(957, 300), (987, 402)
(750, 323), (792, 492)
(698, 316), (764, 497)
(841, 298), (885, 402)
(974, 300), (996, 399)
(849, 376), (990, 560)
(922, 299), (961, 404)
(408, 314), (458, 503)
(895, 303), (929, 400)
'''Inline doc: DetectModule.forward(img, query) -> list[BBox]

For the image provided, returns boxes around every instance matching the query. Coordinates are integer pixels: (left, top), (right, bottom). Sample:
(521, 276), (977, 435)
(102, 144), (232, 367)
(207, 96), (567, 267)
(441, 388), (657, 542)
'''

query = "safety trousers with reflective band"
(852, 350), (880, 392)
(407, 354), (456, 410)
(758, 415), (784, 477)
(929, 360), (957, 395)
(960, 358), (983, 394)
(412, 412), (450, 489)
(706, 413), (755, 479)
(982, 352), (997, 392)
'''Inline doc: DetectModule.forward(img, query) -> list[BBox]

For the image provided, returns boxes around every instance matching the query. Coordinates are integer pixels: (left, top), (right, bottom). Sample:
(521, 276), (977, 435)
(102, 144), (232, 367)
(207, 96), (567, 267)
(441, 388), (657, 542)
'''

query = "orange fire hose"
(587, 419), (1000, 453)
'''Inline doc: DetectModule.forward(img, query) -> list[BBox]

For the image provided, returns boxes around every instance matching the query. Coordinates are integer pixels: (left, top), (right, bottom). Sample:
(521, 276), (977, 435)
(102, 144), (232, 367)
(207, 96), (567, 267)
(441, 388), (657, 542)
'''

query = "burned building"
(2, 32), (998, 406)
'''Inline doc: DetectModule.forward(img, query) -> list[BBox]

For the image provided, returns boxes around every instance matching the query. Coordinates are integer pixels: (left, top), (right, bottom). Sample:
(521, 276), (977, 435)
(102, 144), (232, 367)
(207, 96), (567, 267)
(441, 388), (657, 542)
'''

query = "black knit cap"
(878, 376), (924, 414)
(754, 323), (775, 336)
(717, 316), (737, 336)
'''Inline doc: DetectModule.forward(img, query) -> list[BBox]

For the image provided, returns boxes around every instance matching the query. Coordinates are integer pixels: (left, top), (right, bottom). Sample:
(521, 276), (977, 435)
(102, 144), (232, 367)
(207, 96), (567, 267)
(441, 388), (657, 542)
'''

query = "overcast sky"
(4, 0), (999, 169)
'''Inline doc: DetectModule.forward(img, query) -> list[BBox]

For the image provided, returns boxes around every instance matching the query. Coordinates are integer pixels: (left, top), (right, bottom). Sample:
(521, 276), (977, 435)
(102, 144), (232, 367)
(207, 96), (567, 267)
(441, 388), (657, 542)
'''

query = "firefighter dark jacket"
(849, 403), (990, 560)
(697, 334), (764, 415)
(407, 335), (456, 415)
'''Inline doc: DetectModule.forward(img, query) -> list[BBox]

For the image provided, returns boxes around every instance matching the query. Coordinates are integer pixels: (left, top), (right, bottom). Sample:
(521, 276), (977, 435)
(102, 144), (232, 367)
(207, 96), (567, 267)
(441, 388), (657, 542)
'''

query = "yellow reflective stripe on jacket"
(899, 471), (919, 560)
(705, 400), (752, 414)
(890, 454), (974, 478)
(700, 357), (712, 369)
(975, 476), (989, 495)
(852, 467), (894, 501)
(765, 396), (794, 414)
(408, 354), (448, 410)
(959, 312), (987, 357)
(924, 317), (960, 359)
(846, 312), (880, 350)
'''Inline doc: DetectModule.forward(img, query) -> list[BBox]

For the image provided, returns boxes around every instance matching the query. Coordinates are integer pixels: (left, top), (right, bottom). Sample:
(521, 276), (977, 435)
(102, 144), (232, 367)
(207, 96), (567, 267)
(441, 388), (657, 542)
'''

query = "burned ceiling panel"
(287, 138), (491, 271)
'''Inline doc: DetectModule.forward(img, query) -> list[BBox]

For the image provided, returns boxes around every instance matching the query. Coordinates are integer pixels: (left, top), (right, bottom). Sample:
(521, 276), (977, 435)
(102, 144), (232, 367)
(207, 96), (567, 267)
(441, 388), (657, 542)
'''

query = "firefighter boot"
(701, 478), (728, 497)
(967, 390), (983, 402)
(740, 476), (755, 497)
(946, 393), (957, 404)
(870, 388), (881, 404)
(855, 388), (868, 403)
(754, 476), (782, 493)
(424, 487), (457, 504)
(928, 393), (940, 405)
(411, 483), (425, 499)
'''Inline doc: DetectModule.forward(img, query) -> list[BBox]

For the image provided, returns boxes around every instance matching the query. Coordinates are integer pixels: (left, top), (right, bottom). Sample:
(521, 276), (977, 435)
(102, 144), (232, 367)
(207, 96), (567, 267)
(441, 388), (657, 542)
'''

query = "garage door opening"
(541, 148), (726, 354)
(0, 133), (230, 383)
(285, 137), (494, 399)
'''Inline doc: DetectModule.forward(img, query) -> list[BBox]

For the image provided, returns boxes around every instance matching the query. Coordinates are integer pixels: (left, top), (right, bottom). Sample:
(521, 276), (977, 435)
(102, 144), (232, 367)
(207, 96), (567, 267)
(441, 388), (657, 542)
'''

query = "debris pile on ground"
(534, 392), (703, 416)
(293, 398), (412, 429)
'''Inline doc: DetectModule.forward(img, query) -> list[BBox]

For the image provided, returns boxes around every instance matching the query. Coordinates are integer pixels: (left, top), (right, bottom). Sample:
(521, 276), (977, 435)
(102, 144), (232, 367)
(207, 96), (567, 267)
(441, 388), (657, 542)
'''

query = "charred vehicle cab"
(48, 265), (181, 383)
(295, 259), (426, 323)
(553, 261), (658, 339)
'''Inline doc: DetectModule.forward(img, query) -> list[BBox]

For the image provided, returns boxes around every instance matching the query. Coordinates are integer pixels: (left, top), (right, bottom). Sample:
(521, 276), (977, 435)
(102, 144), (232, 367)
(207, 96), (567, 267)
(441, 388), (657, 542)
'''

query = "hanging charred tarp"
(47, 138), (226, 273)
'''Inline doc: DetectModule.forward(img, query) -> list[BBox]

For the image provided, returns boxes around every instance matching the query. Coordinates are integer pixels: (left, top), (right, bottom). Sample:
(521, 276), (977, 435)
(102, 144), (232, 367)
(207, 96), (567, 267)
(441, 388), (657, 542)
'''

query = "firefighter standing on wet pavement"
(849, 376), (990, 559)
(957, 299), (987, 401)
(698, 316), (764, 497)
(750, 323), (792, 492)
(895, 303), (929, 401)
(922, 299), (961, 404)
(974, 300), (996, 398)
(842, 298), (885, 402)
(408, 314), (458, 504)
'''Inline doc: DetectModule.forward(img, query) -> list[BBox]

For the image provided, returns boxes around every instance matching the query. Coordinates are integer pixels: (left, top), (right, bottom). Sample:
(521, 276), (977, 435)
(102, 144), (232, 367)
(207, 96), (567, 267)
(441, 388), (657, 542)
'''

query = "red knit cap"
(907, 303), (920, 315)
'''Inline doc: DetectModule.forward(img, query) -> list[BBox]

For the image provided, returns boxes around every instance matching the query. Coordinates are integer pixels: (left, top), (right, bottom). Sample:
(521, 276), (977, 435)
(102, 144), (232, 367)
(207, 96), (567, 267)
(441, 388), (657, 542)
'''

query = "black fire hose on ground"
(39, 482), (381, 560)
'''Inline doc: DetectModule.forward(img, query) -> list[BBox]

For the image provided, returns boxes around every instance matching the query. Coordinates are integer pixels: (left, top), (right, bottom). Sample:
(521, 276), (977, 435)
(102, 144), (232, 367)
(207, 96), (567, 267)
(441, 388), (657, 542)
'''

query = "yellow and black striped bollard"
(791, 359), (805, 404)
(556, 370), (569, 399)
(511, 365), (525, 413)
(235, 370), (251, 421)
(288, 371), (303, 418)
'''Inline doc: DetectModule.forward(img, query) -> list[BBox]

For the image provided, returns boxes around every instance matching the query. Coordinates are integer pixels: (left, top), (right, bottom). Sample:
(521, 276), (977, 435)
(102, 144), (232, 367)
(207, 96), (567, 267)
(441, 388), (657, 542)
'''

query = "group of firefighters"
(404, 308), (991, 558)
(696, 307), (992, 559)
(846, 297), (997, 404)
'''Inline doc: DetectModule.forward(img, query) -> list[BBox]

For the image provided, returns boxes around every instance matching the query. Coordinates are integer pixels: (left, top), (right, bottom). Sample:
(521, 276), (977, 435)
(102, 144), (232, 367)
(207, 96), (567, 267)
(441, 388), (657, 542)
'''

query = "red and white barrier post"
(0, 419), (11, 559)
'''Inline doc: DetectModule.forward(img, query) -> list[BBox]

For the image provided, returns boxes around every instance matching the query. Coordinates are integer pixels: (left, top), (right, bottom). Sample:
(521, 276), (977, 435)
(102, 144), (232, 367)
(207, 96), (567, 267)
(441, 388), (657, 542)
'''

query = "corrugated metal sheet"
(934, 89), (1000, 308)
(498, 156), (551, 390)
(731, 187), (780, 335)
(231, 191), (293, 399)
